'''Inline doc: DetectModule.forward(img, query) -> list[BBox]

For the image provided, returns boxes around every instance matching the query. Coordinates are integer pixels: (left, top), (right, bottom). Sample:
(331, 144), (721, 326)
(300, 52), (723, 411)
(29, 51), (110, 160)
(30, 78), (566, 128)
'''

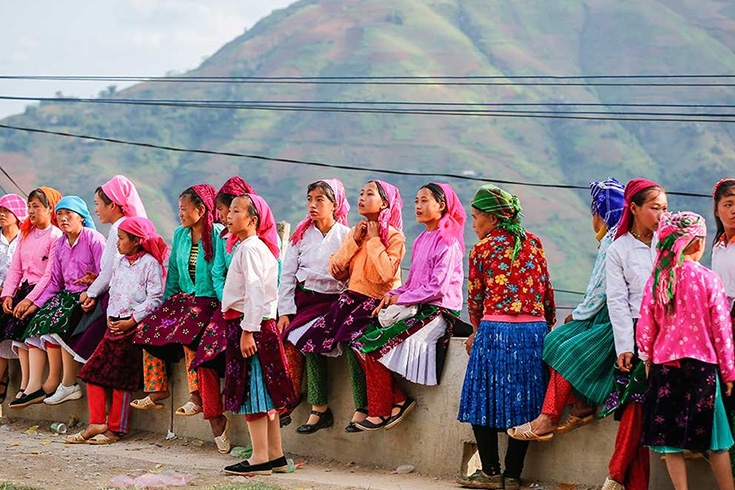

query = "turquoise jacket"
(164, 223), (226, 300)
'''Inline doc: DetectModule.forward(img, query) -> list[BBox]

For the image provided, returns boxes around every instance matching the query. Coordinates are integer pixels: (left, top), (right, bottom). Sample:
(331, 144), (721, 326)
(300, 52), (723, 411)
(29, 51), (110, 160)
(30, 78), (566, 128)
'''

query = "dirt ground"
(0, 417), (598, 490)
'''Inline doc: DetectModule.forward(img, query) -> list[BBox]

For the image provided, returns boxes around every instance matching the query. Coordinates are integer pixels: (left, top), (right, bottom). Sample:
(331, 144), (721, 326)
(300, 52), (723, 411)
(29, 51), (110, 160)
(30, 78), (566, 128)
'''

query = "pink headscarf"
(101, 175), (147, 218)
(189, 184), (217, 262)
(290, 179), (350, 246)
(0, 194), (28, 222)
(119, 216), (170, 273)
(247, 194), (280, 259)
(435, 183), (466, 253)
(614, 178), (661, 240)
(373, 180), (403, 249)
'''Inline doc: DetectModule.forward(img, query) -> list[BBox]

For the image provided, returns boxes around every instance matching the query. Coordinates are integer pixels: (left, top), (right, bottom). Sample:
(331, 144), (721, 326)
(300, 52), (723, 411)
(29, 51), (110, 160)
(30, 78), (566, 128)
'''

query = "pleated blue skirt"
(235, 353), (275, 416)
(458, 320), (547, 429)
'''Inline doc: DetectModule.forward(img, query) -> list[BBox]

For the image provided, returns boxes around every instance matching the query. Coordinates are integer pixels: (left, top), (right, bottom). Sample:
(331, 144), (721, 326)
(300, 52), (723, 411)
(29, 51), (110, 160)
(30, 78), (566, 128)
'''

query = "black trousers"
(472, 425), (529, 479)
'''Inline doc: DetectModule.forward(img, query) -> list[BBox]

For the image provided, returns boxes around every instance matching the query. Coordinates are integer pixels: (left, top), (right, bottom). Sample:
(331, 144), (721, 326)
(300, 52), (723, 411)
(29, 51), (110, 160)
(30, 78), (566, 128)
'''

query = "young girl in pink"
(68, 217), (167, 444)
(637, 211), (735, 490)
(222, 194), (293, 476)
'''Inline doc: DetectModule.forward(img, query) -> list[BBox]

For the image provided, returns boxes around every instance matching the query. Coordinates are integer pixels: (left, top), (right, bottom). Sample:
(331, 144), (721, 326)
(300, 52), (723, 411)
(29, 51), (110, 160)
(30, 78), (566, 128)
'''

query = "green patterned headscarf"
(472, 184), (526, 258)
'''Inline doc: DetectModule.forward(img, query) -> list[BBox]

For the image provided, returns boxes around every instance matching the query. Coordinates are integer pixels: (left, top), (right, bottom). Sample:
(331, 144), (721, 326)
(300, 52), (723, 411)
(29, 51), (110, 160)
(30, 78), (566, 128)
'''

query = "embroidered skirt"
(282, 287), (340, 340)
(458, 319), (547, 429)
(542, 307), (616, 405)
(224, 318), (295, 413)
(295, 290), (379, 354)
(190, 309), (229, 371)
(642, 359), (733, 453)
(78, 324), (143, 392)
(0, 282), (36, 343)
(133, 292), (219, 362)
(22, 290), (82, 340)
(47, 294), (109, 362)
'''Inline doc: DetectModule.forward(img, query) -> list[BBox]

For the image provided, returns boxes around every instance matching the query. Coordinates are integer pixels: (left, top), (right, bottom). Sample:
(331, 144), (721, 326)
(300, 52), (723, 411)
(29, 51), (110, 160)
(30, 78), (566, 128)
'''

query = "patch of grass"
(0, 483), (43, 490)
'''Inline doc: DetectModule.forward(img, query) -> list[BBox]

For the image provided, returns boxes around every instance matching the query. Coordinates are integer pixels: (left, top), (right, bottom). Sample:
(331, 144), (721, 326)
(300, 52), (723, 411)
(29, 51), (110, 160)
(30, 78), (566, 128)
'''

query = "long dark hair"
(714, 180), (735, 245)
(420, 183), (448, 216)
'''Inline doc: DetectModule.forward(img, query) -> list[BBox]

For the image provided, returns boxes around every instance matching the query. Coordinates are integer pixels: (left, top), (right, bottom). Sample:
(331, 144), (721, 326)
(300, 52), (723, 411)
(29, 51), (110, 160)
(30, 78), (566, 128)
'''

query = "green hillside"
(1, 0), (735, 302)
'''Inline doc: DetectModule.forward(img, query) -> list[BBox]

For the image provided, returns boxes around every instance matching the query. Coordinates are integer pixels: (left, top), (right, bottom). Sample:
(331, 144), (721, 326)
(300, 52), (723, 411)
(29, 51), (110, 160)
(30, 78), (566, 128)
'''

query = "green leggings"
(305, 349), (367, 409)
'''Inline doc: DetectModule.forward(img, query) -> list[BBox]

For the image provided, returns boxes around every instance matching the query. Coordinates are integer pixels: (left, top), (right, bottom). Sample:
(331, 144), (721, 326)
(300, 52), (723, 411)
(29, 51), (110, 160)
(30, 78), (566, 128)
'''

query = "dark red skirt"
(63, 294), (109, 362)
(295, 290), (379, 354)
(78, 323), (142, 392)
(190, 309), (228, 371)
(281, 287), (340, 340)
(133, 292), (218, 362)
(224, 318), (295, 412)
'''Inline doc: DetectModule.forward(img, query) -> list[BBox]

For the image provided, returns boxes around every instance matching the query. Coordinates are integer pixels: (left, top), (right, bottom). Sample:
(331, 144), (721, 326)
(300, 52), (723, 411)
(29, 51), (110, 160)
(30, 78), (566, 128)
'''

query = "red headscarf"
(188, 184), (217, 262)
(290, 178), (350, 246)
(614, 178), (661, 240)
(20, 186), (62, 238)
(217, 177), (257, 253)
(436, 183), (466, 253)
(245, 193), (280, 260)
(373, 180), (403, 249)
(119, 217), (170, 274)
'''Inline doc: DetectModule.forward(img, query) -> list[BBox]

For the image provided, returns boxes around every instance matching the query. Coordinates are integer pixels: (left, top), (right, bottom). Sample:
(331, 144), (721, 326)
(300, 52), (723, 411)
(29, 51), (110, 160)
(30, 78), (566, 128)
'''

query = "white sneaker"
(43, 384), (82, 405)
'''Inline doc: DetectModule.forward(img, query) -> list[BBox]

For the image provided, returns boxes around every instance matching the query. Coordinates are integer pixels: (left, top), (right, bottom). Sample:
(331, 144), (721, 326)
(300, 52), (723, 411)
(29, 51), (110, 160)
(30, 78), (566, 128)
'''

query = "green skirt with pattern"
(22, 291), (82, 340)
(542, 306), (616, 406)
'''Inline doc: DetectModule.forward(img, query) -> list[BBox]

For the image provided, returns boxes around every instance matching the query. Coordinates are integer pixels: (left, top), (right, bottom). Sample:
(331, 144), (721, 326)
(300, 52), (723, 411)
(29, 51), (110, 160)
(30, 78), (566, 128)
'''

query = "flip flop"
(64, 431), (91, 444)
(87, 433), (119, 445)
(506, 422), (554, 442)
(130, 395), (165, 410)
(214, 418), (231, 454)
(556, 413), (595, 434)
(175, 400), (203, 416)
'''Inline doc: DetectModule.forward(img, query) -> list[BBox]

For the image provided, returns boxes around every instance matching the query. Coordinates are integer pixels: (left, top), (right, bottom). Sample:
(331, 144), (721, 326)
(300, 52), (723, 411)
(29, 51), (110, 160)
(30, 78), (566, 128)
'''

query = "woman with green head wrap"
(457, 184), (556, 490)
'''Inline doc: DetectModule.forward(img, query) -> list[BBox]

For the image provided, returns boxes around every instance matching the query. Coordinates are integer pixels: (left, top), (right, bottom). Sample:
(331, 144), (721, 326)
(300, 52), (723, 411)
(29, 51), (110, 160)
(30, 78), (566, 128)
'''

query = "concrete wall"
(2, 338), (718, 489)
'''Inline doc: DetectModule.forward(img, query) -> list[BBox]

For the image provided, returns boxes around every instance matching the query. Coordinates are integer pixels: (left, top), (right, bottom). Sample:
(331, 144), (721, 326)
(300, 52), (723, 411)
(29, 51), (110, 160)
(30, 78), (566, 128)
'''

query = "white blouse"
(277, 223), (349, 317)
(107, 254), (164, 323)
(712, 237), (735, 310)
(605, 232), (658, 357)
(86, 217), (123, 299)
(222, 235), (278, 332)
(0, 231), (19, 286)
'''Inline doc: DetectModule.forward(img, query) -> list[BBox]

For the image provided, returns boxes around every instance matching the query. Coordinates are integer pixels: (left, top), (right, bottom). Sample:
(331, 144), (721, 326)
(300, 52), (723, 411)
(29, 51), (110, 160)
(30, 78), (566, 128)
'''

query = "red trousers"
(541, 368), (581, 422)
(198, 367), (224, 421)
(282, 341), (304, 410)
(87, 383), (133, 435)
(355, 350), (406, 417)
(609, 403), (650, 490)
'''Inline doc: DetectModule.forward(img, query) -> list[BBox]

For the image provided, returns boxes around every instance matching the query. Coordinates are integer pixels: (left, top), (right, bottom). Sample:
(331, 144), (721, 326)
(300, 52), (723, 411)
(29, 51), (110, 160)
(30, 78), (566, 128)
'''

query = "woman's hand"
(2, 296), (13, 315)
(366, 221), (380, 239)
(108, 318), (136, 335)
(79, 292), (97, 312)
(277, 315), (290, 333)
(372, 294), (399, 317)
(616, 352), (634, 373)
(353, 221), (368, 247)
(73, 271), (98, 286)
(240, 331), (257, 358)
(564, 313), (573, 324)
(464, 332), (475, 355)
(329, 261), (349, 282)
(13, 298), (37, 319)
(726, 382), (733, 397)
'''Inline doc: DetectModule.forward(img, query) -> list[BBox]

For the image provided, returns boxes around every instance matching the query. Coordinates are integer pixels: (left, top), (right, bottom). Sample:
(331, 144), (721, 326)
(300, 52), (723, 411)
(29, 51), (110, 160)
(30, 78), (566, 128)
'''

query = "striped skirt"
(542, 307), (616, 405)
(458, 319), (547, 429)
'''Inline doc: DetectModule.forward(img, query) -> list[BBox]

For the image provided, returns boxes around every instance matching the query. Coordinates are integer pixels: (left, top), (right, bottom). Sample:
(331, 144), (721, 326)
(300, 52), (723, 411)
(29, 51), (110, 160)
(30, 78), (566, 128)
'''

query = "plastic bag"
(378, 305), (417, 328)
(109, 471), (193, 488)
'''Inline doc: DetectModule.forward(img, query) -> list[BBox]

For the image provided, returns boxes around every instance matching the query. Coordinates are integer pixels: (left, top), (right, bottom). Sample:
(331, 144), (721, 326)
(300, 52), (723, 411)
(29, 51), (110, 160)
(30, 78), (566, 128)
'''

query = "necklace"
(630, 229), (653, 243)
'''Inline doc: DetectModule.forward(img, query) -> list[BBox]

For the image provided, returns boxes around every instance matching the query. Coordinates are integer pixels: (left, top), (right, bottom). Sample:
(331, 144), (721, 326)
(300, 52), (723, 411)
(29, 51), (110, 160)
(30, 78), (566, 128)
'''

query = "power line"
(0, 165), (26, 196)
(4, 95), (735, 122)
(0, 122), (712, 198)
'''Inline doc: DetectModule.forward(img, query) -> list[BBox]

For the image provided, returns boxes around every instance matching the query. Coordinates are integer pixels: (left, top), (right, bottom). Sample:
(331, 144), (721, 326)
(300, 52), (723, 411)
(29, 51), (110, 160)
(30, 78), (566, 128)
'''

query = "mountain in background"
(1, 0), (735, 302)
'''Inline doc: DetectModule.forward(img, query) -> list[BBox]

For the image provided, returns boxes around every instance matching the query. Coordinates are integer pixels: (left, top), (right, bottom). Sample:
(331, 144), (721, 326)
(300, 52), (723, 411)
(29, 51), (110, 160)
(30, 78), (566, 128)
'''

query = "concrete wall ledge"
(2, 338), (716, 489)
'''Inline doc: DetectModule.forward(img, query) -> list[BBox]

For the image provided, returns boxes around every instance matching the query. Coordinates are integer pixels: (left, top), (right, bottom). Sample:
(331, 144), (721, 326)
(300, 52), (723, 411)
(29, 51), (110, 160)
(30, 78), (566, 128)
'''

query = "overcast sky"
(0, 0), (294, 119)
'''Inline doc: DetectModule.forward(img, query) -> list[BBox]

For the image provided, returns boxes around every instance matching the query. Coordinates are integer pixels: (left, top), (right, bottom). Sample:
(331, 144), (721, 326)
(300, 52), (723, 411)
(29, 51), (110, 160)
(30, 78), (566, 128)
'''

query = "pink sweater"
(637, 260), (735, 382)
(1, 226), (63, 304)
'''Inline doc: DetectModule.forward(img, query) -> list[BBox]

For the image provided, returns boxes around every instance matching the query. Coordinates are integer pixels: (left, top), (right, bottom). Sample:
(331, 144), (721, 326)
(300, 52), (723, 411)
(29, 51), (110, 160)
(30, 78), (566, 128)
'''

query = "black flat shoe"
(385, 398), (417, 430)
(269, 455), (289, 473)
(355, 415), (389, 432)
(296, 408), (333, 434)
(224, 460), (272, 476)
(8, 388), (47, 409)
(344, 408), (368, 433)
(279, 413), (292, 428)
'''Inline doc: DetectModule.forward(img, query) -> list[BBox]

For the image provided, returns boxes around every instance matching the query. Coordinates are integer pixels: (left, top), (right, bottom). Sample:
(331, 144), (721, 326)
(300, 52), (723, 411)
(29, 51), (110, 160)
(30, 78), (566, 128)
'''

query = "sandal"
(64, 431), (91, 444)
(506, 422), (554, 442)
(214, 418), (231, 454)
(384, 398), (416, 430)
(355, 415), (389, 431)
(556, 413), (594, 434)
(175, 400), (203, 416)
(87, 433), (119, 445)
(130, 396), (165, 410)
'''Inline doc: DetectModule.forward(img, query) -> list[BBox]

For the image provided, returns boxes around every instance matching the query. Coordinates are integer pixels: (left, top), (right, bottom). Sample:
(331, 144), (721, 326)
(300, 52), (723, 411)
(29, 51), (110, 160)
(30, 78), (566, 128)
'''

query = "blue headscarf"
(589, 177), (625, 231)
(55, 196), (96, 230)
